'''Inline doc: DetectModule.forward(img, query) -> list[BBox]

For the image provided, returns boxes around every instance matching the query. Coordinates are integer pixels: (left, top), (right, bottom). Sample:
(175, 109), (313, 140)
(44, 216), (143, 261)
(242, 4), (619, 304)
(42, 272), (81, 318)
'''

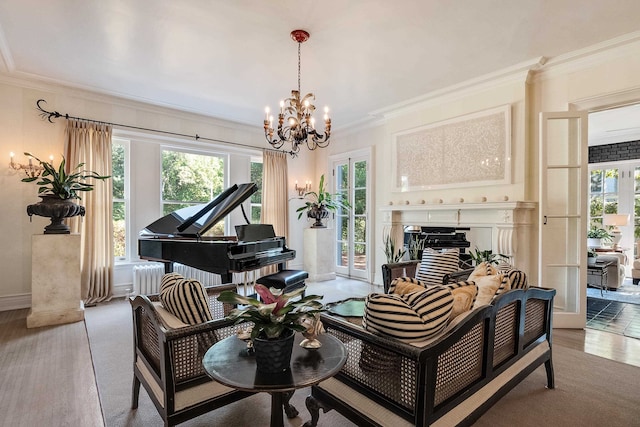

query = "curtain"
(261, 150), (289, 275)
(65, 120), (113, 304)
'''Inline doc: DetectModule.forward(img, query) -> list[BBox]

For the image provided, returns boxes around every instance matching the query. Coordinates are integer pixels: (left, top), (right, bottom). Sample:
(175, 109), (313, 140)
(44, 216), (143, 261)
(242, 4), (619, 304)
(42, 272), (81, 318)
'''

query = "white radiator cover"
(132, 263), (257, 295)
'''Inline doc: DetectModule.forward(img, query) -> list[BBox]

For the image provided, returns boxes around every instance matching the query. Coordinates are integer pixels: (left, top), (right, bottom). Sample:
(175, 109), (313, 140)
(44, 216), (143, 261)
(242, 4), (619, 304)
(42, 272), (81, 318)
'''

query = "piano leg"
(163, 262), (173, 274)
(220, 272), (233, 284)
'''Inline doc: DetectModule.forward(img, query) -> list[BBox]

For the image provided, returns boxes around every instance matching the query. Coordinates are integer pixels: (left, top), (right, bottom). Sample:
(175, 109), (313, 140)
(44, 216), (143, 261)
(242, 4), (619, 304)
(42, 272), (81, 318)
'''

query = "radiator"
(132, 262), (255, 295)
(132, 263), (165, 294)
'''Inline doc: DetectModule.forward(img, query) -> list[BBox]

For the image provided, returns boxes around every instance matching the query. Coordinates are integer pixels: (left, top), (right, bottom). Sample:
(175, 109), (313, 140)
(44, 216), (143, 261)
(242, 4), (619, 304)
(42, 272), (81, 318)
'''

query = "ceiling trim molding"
(532, 30), (640, 83)
(589, 128), (640, 146)
(368, 57), (546, 120)
(0, 23), (14, 72)
(0, 72), (262, 135)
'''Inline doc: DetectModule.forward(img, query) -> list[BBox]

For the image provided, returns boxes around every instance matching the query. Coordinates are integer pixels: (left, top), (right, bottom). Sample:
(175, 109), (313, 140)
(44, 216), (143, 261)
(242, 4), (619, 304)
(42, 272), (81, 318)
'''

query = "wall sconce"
(295, 180), (311, 197)
(9, 152), (45, 179)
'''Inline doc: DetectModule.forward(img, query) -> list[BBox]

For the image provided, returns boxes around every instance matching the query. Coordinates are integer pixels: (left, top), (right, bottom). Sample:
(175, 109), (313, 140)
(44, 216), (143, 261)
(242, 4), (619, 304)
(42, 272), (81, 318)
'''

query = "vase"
(252, 330), (295, 373)
(307, 205), (329, 228)
(26, 195), (85, 234)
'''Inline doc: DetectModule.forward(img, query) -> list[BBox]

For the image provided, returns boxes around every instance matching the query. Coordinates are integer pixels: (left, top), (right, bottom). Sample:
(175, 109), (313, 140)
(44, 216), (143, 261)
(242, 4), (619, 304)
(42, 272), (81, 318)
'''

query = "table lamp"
(603, 213), (629, 249)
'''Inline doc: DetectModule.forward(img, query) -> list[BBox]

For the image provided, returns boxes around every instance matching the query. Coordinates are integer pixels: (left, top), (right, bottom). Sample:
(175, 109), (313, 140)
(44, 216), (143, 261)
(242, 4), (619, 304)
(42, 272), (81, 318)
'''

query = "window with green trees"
(250, 160), (262, 223)
(589, 168), (619, 229)
(161, 149), (225, 235)
(112, 141), (127, 259)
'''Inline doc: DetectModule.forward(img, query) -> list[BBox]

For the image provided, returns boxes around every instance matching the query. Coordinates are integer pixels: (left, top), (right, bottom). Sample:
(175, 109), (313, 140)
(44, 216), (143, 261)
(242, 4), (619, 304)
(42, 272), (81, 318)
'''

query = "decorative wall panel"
(392, 105), (511, 191)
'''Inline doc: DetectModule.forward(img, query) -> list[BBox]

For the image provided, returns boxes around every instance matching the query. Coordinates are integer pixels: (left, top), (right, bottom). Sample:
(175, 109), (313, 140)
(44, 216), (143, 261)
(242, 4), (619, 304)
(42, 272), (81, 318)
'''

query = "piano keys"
(138, 183), (296, 283)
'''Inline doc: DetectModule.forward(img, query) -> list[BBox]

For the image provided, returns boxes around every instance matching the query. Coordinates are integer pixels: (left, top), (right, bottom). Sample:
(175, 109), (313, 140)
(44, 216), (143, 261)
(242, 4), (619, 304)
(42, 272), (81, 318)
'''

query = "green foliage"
(587, 249), (598, 258)
(217, 285), (325, 340)
(587, 226), (611, 241)
(295, 174), (351, 219)
(21, 152), (110, 200)
(408, 234), (424, 260)
(469, 247), (507, 265)
(383, 227), (405, 263)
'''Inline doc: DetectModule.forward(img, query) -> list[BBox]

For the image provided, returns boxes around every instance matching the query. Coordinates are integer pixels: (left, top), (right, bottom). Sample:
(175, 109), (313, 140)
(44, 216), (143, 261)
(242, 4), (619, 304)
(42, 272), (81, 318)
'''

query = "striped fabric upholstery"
(363, 286), (454, 342)
(160, 274), (213, 325)
(415, 248), (460, 286)
(388, 276), (427, 295)
(497, 267), (529, 290)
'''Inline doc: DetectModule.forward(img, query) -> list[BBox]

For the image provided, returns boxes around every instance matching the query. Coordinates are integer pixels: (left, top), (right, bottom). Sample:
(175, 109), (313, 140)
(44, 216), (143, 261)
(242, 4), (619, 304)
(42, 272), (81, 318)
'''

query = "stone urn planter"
(307, 205), (330, 228)
(27, 195), (85, 234)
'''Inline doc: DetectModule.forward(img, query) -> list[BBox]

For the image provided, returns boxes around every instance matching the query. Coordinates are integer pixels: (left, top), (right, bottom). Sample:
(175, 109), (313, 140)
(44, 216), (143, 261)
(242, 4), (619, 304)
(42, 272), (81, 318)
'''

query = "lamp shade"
(603, 214), (629, 227)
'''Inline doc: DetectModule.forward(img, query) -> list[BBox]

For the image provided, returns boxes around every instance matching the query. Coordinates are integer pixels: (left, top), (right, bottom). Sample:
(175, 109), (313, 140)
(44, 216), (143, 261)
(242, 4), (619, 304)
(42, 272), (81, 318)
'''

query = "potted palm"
(295, 174), (350, 228)
(217, 284), (326, 373)
(20, 152), (110, 234)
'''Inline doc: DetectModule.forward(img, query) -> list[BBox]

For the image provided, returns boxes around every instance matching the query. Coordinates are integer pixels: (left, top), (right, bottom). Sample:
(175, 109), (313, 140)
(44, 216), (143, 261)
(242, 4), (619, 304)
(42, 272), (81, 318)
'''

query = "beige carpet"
(85, 300), (640, 427)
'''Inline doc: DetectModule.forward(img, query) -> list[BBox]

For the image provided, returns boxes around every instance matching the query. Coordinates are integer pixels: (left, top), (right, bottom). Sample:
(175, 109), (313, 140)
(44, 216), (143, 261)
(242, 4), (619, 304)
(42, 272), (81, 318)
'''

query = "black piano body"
(138, 183), (295, 283)
(404, 226), (472, 264)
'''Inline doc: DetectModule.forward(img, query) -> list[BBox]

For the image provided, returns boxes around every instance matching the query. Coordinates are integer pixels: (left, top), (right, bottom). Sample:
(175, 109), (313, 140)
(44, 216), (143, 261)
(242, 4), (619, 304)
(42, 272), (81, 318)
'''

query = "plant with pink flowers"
(217, 285), (325, 339)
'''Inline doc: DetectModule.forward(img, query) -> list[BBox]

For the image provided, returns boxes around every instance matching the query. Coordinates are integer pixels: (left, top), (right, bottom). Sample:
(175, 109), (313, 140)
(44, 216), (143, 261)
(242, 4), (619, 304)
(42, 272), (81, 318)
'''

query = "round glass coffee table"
(202, 332), (347, 427)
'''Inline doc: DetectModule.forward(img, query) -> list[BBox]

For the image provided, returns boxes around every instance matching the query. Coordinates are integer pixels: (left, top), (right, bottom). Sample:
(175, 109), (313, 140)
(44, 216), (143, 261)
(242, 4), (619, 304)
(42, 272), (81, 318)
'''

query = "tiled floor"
(586, 297), (640, 340)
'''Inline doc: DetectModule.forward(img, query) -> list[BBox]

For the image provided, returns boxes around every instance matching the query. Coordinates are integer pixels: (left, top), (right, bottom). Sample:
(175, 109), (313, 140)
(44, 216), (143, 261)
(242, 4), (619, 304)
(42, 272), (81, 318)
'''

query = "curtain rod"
(35, 99), (295, 156)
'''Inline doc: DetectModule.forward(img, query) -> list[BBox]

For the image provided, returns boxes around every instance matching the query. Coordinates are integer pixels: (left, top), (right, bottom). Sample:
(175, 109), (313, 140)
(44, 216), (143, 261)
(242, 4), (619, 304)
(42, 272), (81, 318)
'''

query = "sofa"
(303, 275), (556, 426)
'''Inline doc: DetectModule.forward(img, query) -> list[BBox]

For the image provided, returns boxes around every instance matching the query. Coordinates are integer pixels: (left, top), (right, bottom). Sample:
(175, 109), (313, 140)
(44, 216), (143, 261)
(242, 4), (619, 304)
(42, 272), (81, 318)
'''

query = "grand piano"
(138, 182), (296, 282)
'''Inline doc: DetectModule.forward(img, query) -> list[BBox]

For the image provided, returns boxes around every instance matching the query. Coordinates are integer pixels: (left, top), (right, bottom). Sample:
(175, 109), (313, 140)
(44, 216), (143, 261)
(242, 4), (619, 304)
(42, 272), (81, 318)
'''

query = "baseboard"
(0, 293), (32, 312)
(113, 283), (134, 298)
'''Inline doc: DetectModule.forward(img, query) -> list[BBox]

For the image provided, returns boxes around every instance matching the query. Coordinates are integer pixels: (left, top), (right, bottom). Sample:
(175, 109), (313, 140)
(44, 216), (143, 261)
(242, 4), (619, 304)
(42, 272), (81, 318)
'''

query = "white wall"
(0, 77), (312, 309)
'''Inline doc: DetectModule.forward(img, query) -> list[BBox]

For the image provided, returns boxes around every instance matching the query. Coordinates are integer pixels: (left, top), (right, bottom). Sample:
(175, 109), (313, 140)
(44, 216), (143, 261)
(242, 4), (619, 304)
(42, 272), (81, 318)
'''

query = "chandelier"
(264, 30), (331, 156)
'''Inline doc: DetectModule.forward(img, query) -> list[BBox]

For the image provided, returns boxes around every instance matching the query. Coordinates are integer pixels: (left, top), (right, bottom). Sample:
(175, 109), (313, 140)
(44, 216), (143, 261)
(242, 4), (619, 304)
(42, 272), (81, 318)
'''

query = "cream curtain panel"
(65, 120), (113, 304)
(260, 150), (289, 275)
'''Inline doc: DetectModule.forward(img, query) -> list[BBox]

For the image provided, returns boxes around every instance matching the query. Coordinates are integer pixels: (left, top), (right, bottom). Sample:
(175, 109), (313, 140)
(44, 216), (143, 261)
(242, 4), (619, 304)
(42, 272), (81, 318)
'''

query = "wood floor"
(1, 277), (640, 426)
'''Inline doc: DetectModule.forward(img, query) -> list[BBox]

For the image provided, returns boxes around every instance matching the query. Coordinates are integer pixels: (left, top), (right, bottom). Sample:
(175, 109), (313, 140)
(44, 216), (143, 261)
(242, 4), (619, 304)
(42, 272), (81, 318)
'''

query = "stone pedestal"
(27, 234), (84, 328)
(303, 228), (336, 282)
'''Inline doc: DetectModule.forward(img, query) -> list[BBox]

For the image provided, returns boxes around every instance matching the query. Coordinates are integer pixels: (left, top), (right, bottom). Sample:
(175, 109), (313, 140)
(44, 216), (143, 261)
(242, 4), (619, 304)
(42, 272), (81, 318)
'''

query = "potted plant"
(20, 152), (110, 234)
(587, 226), (611, 248)
(295, 174), (350, 228)
(217, 284), (326, 373)
(469, 247), (508, 266)
(382, 227), (406, 263)
(587, 249), (598, 266)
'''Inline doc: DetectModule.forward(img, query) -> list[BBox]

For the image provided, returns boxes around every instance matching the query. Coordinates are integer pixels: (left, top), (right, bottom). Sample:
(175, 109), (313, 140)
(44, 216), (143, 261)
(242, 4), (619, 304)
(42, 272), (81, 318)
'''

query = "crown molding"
(368, 57), (546, 120)
(532, 31), (640, 83)
(590, 128), (640, 146)
(0, 23), (14, 72)
(0, 72), (262, 134)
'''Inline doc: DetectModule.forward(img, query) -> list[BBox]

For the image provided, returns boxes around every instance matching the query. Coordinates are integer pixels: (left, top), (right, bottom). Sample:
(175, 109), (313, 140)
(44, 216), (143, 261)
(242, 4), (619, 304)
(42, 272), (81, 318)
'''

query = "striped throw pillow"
(160, 275), (213, 325)
(415, 248), (460, 286)
(388, 276), (427, 295)
(497, 267), (529, 290)
(363, 286), (454, 342)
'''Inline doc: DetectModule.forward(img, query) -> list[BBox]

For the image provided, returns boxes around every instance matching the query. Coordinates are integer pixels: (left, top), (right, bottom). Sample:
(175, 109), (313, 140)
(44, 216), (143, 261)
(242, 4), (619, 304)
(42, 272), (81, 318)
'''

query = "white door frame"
(329, 148), (372, 281)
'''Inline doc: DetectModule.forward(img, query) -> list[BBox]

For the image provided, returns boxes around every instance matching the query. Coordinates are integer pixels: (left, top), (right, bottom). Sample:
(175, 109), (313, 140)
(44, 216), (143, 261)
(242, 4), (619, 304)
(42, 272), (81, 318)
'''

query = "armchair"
(381, 260), (473, 293)
(130, 284), (253, 427)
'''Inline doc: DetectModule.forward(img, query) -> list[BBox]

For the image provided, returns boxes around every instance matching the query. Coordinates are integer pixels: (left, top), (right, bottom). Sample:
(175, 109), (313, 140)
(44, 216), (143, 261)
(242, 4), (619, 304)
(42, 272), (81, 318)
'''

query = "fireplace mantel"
(380, 200), (537, 273)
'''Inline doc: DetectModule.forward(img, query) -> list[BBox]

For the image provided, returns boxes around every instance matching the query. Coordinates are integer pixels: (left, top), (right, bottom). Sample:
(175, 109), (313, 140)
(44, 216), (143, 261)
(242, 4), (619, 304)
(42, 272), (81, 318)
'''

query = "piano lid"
(140, 182), (258, 237)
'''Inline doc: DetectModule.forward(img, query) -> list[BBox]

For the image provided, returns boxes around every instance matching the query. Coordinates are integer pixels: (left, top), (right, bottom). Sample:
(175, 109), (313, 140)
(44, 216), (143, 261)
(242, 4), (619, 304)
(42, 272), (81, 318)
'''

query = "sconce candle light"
(295, 180), (311, 197)
(9, 152), (46, 178)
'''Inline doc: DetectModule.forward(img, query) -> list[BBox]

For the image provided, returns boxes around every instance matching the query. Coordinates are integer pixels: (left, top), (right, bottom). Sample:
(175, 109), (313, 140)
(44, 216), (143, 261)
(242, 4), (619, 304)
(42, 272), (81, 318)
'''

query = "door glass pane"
(353, 243), (366, 270)
(546, 117), (583, 165)
(354, 161), (367, 187)
(354, 189), (366, 215)
(337, 242), (348, 267)
(546, 168), (581, 216)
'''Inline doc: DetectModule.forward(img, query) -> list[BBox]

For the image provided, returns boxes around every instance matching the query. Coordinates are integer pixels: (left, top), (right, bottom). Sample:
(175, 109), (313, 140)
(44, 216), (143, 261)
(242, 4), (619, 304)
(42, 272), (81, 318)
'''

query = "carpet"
(587, 278), (640, 304)
(85, 300), (640, 427)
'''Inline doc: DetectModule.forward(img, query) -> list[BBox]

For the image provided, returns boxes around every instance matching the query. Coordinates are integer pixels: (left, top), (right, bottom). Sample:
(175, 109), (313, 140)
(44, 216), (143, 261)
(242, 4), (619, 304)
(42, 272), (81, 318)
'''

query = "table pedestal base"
(269, 390), (298, 427)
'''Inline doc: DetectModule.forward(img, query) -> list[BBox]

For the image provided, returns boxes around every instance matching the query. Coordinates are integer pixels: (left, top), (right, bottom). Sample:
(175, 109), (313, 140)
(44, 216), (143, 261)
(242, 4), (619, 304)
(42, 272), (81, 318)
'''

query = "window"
(161, 148), (225, 235)
(589, 167), (619, 229)
(250, 160), (263, 223)
(112, 139), (128, 261)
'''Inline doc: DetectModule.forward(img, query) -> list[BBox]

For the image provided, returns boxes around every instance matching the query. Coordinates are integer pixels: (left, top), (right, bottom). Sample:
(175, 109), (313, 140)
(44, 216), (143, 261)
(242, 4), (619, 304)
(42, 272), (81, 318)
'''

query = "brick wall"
(589, 140), (640, 163)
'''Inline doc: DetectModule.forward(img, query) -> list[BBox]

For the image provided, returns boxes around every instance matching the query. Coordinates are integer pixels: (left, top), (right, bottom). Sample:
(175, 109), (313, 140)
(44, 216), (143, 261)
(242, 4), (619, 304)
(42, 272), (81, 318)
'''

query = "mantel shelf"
(379, 201), (536, 212)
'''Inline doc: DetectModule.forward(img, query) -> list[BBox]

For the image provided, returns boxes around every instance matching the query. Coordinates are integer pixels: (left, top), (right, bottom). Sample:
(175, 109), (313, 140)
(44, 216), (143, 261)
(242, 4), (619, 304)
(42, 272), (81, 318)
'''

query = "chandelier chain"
(297, 42), (301, 93)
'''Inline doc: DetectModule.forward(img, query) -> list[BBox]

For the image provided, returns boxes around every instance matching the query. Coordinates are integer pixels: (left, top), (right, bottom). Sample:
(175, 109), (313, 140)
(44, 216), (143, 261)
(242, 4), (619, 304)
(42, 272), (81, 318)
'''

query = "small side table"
(203, 333), (347, 427)
(587, 260), (613, 296)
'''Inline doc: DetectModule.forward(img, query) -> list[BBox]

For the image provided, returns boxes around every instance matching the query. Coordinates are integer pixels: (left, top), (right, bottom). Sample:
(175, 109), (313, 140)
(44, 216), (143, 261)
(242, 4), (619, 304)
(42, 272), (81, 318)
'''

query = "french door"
(539, 111), (588, 328)
(331, 149), (371, 281)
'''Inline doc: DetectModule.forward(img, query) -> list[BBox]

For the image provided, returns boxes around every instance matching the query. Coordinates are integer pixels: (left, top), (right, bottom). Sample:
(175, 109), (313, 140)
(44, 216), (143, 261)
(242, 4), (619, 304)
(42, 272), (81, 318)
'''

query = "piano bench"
(256, 269), (308, 296)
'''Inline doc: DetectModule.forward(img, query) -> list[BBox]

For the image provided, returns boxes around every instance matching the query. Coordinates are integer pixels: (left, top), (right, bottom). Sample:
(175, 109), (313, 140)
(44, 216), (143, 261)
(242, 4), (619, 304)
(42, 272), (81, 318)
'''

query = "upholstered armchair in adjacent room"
(596, 253), (626, 289)
(632, 242), (640, 285)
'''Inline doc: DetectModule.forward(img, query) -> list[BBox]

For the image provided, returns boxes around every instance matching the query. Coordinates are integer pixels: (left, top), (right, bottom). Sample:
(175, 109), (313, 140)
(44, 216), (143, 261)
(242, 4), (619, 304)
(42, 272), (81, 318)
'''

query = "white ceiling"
(1, 0), (640, 137)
